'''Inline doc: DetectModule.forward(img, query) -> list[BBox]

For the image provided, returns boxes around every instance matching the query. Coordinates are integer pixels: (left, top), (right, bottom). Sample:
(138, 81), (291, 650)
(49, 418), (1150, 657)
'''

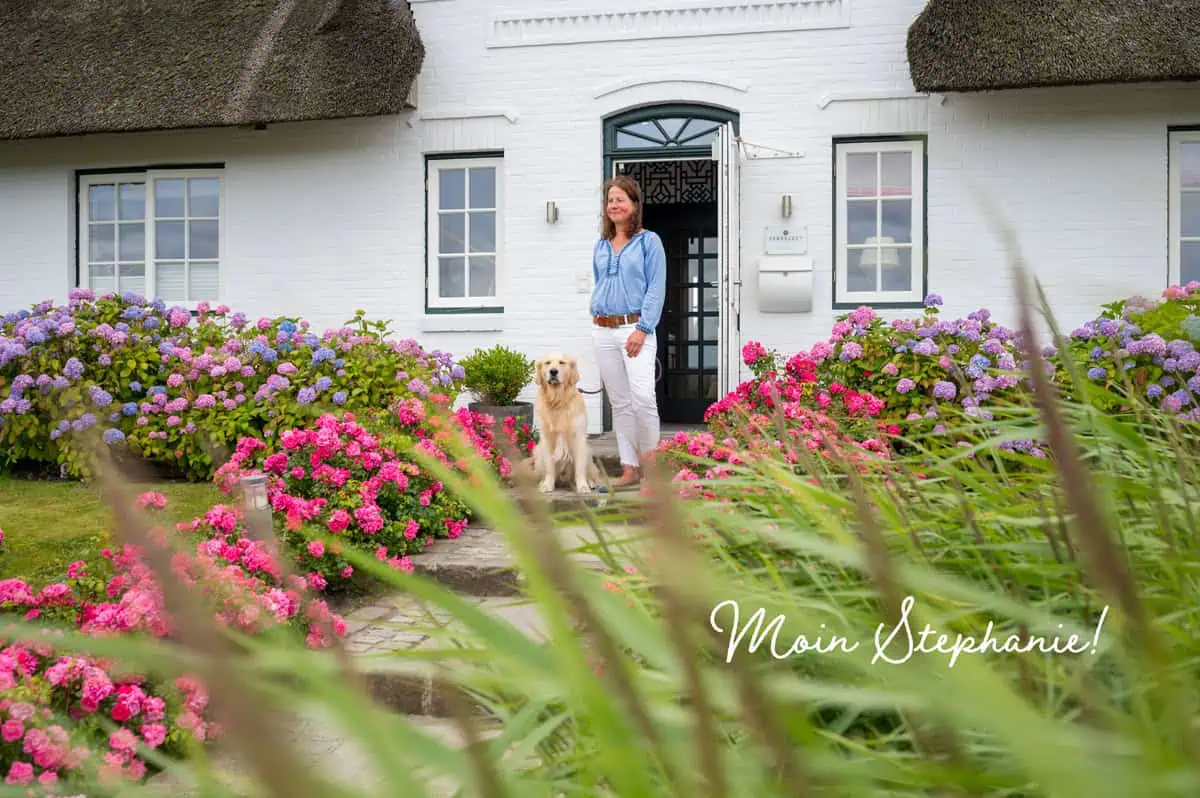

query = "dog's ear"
(565, 357), (579, 387)
(535, 360), (545, 386)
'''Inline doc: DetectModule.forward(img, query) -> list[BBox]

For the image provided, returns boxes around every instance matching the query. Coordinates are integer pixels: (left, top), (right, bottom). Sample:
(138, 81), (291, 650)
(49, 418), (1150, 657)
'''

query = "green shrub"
(458, 344), (534, 406)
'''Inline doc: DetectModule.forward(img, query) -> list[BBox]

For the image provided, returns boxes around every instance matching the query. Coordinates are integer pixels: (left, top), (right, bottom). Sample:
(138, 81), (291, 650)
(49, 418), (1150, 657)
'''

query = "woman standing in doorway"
(590, 175), (666, 489)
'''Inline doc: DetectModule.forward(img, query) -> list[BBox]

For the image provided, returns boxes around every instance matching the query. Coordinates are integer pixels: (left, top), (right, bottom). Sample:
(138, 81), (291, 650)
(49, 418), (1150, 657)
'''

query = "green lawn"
(0, 477), (224, 585)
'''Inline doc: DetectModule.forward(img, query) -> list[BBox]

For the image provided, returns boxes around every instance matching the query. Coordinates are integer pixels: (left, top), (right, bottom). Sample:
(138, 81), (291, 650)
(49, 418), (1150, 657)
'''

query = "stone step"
(409, 513), (644, 598)
(348, 594), (558, 717)
(144, 703), (513, 796)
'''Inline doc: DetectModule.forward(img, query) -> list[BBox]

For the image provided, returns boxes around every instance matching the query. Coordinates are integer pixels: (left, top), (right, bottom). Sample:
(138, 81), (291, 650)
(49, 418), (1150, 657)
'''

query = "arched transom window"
(613, 115), (725, 151)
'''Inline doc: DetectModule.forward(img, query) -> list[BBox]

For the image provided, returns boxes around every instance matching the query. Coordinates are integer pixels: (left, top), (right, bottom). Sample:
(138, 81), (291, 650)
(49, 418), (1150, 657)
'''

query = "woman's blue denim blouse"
(589, 229), (667, 336)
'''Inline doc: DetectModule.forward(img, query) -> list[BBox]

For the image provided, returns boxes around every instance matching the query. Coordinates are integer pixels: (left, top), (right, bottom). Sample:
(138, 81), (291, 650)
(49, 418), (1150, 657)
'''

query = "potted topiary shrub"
(458, 344), (536, 429)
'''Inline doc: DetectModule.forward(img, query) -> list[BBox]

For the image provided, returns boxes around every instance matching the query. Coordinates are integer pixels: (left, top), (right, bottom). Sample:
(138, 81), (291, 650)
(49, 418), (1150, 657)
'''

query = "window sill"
(832, 299), (926, 311)
(419, 314), (506, 333)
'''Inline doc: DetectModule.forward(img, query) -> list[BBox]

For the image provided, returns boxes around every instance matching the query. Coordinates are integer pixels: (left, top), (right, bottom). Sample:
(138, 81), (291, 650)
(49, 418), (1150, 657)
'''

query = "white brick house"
(2, 0), (1200, 432)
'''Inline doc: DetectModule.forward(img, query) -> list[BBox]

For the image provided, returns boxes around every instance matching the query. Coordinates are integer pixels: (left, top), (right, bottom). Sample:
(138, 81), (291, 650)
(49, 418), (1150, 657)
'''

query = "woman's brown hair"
(600, 175), (644, 239)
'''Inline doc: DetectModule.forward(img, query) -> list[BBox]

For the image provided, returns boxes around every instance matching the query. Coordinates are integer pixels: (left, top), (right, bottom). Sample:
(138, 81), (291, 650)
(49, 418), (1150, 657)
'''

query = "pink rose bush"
(706, 342), (894, 439)
(0, 292), (463, 481)
(0, 494), (347, 792)
(384, 397), (538, 481)
(214, 410), (476, 589)
(657, 409), (892, 501)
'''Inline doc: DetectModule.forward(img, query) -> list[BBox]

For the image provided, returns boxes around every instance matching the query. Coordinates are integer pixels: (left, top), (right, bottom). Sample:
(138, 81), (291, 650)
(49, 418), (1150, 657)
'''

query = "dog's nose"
(549, 368), (558, 376)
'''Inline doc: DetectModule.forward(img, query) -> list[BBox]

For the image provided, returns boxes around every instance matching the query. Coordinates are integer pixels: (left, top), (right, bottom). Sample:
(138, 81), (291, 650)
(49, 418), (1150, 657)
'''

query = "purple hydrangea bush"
(1064, 282), (1200, 419)
(799, 296), (1039, 452)
(0, 291), (464, 480)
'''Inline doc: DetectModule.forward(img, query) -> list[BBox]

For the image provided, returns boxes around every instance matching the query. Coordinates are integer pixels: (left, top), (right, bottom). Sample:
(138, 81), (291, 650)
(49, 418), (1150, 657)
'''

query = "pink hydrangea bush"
(214, 411), (475, 590)
(0, 291), (463, 481)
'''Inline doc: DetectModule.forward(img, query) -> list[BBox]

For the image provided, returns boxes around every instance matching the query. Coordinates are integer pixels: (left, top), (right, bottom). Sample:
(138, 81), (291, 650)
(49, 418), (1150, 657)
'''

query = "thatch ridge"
(0, 0), (424, 140)
(907, 0), (1200, 93)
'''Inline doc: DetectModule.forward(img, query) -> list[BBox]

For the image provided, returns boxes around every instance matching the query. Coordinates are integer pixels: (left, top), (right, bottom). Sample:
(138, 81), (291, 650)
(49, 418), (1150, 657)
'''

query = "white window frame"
(834, 138), (926, 306)
(78, 168), (225, 308)
(426, 156), (503, 310)
(1169, 129), (1200, 286)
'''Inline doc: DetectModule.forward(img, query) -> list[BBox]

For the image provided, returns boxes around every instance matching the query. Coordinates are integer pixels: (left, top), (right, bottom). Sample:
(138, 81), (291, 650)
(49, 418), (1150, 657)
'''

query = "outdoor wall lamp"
(780, 194), (793, 219)
(546, 201), (559, 224)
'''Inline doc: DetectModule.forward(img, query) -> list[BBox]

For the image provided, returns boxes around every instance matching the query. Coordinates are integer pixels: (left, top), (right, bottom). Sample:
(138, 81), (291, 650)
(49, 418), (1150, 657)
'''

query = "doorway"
(624, 162), (718, 423)
(601, 105), (740, 427)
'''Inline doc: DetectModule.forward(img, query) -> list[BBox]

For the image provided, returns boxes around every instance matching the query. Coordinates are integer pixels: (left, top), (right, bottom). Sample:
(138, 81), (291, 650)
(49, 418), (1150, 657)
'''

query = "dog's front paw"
(538, 479), (555, 494)
(574, 482), (592, 495)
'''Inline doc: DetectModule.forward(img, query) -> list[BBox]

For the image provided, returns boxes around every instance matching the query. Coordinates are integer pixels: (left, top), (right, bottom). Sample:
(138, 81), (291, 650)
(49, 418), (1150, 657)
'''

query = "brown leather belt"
(593, 313), (640, 328)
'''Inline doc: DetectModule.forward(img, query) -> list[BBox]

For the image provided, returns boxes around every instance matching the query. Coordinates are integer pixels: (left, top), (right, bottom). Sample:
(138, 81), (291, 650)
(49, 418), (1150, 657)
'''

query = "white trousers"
(592, 323), (660, 467)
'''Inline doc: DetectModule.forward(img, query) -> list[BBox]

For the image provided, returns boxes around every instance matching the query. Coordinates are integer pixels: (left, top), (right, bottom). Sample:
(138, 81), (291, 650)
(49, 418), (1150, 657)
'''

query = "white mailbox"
(757, 256), (814, 313)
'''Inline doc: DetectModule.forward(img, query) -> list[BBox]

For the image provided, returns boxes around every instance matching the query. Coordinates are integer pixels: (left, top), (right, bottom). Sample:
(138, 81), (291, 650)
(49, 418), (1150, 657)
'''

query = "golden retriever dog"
(533, 352), (604, 494)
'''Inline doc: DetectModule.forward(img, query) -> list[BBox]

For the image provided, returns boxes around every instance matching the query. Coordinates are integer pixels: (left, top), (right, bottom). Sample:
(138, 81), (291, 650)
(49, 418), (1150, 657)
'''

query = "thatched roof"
(0, 0), (424, 140)
(907, 0), (1200, 93)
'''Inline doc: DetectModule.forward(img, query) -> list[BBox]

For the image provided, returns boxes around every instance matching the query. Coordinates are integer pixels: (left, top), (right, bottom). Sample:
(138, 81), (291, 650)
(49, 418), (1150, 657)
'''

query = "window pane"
(90, 263), (115, 294)
(616, 131), (653, 149)
(156, 221), (185, 259)
(438, 257), (466, 297)
(190, 261), (219, 300)
(686, 257), (700, 282)
(1182, 142), (1200, 189)
(155, 179), (185, 217)
(118, 223), (145, 261)
(846, 249), (876, 293)
(845, 153), (876, 198)
(621, 121), (667, 145)
(703, 344), (717, 368)
(1183, 241), (1200, 284)
(189, 220), (219, 259)
(188, 178), (220, 217)
(703, 257), (717, 284)
(880, 246), (914, 292)
(880, 199), (913, 244)
(438, 213), (465, 254)
(678, 123), (720, 148)
(118, 183), (145, 220)
(468, 256), (496, 298)
(656, 118), (689, 139)
(468, 167), (496, 209)
(469, 211), (495, 253)
(702, 316), (718, 342)
(118, 263), (145, 296)
(156, 262), (186, 301)
(438, 169), (465, 210)
(880, 151), (912, 196)
(89, 224), (114, 261)
(1182, 192), (1200, 238)
(89, 185), (115, 222)
(846, 199), (877, 246)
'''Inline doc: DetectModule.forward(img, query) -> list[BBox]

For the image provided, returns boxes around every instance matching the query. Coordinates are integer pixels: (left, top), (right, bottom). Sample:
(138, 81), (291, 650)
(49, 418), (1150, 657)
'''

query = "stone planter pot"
(468, 400), (534, 430)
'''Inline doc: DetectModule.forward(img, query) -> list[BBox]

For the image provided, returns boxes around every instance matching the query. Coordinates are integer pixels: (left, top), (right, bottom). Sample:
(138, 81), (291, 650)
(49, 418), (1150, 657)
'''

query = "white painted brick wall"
(3, 0), (1200, 434)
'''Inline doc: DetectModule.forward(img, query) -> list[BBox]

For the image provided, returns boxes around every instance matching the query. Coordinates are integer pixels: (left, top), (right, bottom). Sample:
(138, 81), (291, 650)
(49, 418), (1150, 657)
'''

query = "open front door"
(713, 122), (742, 396)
